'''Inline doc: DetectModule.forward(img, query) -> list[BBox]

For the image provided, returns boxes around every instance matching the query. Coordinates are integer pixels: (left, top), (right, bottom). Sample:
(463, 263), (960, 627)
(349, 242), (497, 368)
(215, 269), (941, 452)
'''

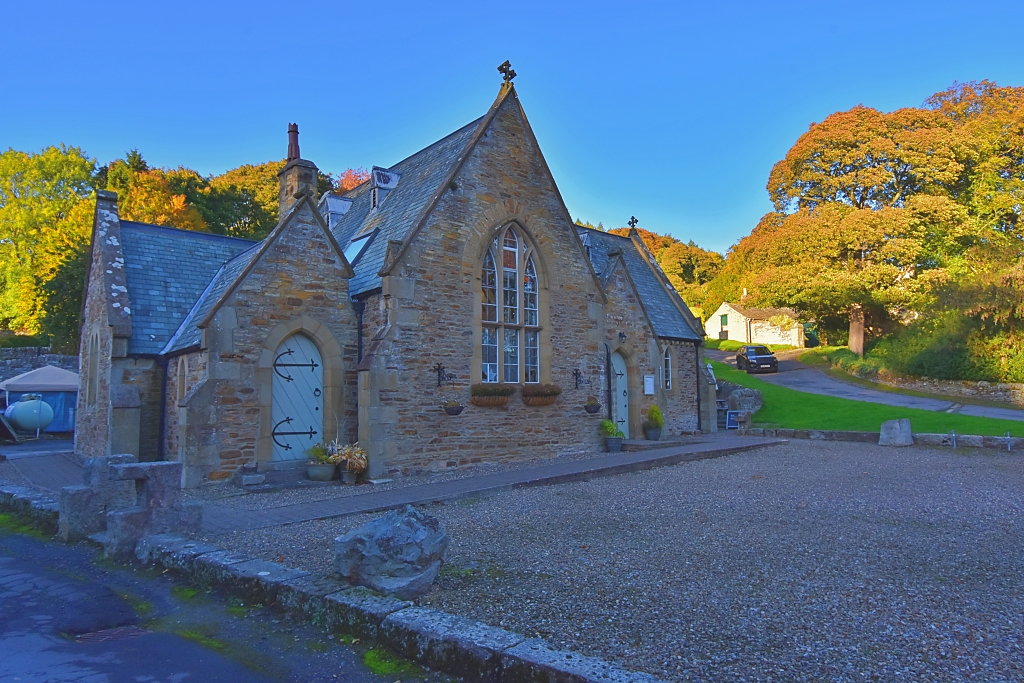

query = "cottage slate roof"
(725, 303), (799, 321)
(119, 222), (256, 355)
(331, 117), (484, 296)
(161, 243), (262, 354)
(579, 228), (702, 342)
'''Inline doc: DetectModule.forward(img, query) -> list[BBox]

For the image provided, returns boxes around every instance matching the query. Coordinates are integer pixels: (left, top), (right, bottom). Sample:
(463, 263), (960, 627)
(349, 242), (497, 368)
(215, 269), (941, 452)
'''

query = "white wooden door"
(271, 334), (323, 461)
(611, 351), (629, 439)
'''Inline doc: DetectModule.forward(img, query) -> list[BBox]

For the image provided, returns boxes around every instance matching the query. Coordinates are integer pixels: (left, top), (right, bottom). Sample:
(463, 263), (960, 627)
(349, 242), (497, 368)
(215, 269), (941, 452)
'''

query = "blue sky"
(2, 1), (1022, 253)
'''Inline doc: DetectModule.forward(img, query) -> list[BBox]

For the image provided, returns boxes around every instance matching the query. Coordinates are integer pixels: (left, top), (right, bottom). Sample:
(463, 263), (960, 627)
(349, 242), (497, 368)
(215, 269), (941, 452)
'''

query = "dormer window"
(371, 188), (379, 211)
(368, 166), (400, 213)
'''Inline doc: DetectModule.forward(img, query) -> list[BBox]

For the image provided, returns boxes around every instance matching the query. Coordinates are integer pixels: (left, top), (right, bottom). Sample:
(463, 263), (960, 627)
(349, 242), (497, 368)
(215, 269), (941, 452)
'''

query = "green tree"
(0, 145), (97, 334)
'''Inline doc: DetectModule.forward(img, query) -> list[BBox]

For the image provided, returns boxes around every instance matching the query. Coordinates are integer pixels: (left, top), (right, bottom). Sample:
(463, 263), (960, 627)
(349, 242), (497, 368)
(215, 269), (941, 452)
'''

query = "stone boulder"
(334, 505), (449, 600)
(719, 381), (763, 415)
(879, 418), (913, 447)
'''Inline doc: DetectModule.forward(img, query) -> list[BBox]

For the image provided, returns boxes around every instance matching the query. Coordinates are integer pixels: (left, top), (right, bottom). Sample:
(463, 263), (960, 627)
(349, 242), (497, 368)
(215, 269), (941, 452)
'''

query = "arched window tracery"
(663, 347), (672, 391)
(480, 224), (542, 384)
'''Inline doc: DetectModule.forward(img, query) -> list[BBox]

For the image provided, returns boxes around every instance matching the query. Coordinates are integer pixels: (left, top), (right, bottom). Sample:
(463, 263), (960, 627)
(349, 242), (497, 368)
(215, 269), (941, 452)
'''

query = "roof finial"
(628, 216), (638, 229)
(287, 123), (300, 161)
(498, 60), (516, 84)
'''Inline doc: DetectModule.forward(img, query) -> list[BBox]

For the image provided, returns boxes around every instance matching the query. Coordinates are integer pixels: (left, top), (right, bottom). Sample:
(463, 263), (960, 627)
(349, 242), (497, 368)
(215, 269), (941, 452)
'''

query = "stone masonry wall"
(369, 94), (620, 474)
(0, 349), (79, 385)
(178, 200), (358, 483)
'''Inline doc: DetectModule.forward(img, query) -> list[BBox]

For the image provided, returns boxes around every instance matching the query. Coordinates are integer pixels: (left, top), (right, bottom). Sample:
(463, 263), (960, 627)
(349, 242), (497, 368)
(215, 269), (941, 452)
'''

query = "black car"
(736, 345), (778, 373)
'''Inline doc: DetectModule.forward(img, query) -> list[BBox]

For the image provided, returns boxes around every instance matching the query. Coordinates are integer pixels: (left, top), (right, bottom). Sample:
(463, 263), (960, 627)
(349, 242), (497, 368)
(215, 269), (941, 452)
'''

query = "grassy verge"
(705, 339), (794, 352)
(711, 361), (1024, 436)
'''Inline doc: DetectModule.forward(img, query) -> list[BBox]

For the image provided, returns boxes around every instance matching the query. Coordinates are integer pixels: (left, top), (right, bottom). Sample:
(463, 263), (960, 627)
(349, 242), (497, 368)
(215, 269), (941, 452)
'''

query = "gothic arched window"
(663, 347), (672, 390)
(177, 357), (188, 403)
(481, 225), (541, 384)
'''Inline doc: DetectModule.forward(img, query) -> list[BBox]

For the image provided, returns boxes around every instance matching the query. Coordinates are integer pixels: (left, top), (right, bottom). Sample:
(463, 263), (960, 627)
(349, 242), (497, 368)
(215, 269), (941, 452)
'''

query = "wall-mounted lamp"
(618, 332), (627, 342)
(433, 363), (455, 387)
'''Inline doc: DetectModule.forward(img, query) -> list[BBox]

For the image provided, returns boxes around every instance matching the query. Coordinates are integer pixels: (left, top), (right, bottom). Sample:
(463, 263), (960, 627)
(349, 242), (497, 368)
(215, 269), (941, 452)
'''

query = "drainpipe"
(353, 300), (366, 363)
(693, 340), (702, 433)
(156, 355), (169, 461)
(604, 342), (613, 422)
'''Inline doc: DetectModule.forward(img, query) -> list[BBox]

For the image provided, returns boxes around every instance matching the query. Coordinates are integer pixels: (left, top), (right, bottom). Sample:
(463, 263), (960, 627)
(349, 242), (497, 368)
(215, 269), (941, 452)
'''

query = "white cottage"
(705, 303), (804, 348)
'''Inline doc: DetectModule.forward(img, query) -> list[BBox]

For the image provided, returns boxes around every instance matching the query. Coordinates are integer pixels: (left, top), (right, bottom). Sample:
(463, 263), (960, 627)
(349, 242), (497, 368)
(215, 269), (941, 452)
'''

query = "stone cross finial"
(287, 123), (300, 161)
(498, 60), (516, 84)
(628, 216), (638, 229)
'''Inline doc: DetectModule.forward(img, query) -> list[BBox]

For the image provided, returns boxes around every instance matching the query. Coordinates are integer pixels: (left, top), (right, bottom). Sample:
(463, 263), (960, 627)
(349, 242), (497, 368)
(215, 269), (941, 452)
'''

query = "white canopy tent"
(0, 365), (80, 432)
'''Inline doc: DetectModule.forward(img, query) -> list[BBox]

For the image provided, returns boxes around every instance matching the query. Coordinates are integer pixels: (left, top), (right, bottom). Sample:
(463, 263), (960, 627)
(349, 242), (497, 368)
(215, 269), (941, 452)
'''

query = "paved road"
(707, 349), (1024, 422)
(0, 528), (447, 683)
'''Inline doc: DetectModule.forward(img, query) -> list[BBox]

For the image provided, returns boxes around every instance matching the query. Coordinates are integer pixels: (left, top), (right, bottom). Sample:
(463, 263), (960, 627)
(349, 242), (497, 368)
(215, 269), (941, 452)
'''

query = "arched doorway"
(611, 350), (629, 438)
(271, 334), (323, 461)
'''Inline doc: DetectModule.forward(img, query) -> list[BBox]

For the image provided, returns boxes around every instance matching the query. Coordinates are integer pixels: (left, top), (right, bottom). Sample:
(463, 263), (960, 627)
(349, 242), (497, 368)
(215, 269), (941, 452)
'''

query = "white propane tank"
(4, 393), (54, 432)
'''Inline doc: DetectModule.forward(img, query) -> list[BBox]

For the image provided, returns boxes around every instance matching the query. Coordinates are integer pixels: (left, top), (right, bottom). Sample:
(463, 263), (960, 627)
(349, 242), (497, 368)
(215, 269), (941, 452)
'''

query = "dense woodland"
(2, 80), (1022, 381)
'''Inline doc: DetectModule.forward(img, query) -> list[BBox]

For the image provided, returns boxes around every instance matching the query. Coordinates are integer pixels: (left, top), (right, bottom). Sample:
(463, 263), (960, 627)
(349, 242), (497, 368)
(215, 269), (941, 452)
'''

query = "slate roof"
(331, 117), (484, 296)
(161, 243), (262, 354)
(579, 228), (702, 342)
(119, 222), (256, 355)
(724, 303), (799, 321)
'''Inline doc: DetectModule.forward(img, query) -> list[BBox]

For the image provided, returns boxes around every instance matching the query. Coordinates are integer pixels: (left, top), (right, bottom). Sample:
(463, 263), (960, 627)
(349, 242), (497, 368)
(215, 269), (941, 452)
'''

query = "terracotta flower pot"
(470, 395), (510, 407)
(306, 463), (336, 481)
(522, 395), (558, 406)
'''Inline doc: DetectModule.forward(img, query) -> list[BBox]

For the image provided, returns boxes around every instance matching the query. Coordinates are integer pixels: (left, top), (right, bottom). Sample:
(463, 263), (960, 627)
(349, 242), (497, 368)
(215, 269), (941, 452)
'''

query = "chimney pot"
(287, 123), (300, 161)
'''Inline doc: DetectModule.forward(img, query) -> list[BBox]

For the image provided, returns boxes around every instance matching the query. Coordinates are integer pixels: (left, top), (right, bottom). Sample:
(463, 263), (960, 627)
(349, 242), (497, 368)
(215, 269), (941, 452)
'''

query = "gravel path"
(203, 440), (1024, 682)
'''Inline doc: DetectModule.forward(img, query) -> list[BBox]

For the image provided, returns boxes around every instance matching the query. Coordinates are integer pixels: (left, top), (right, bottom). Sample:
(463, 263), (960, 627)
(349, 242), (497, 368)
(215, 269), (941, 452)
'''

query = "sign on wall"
(643, 375), (655, 395)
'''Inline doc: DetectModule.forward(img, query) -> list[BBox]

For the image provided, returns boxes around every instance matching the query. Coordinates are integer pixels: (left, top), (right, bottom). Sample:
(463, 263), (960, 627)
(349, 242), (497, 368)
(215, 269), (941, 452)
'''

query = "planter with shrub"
(470, 383), (516, 406)
(643, 405), (664, 441)
(440, 399), (465, 416)
(599, 419), (625, 452)
(521, 383), (562, 406)
(306, 443), (337, 481)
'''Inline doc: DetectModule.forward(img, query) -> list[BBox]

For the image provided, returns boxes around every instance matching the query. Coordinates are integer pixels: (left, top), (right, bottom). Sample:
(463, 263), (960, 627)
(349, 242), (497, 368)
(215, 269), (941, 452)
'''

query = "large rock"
(879, 418), (913, 447)
(334, 505), (449, 600)
(719, 381), (763, 415)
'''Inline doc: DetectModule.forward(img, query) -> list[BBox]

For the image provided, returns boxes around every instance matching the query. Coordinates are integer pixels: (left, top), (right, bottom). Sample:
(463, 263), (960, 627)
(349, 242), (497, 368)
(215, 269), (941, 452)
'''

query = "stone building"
(705, 302), (804, 348)
(76, 78), (713, 486)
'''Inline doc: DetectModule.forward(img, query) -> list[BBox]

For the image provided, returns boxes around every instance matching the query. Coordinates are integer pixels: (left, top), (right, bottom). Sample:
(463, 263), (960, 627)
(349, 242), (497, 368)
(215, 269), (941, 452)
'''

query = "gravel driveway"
(205, 440), (1024, 682)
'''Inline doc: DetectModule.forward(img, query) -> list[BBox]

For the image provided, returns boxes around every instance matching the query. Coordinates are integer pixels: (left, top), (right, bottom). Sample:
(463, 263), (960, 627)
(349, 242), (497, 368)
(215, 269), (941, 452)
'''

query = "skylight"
(344, 234), (370, 264)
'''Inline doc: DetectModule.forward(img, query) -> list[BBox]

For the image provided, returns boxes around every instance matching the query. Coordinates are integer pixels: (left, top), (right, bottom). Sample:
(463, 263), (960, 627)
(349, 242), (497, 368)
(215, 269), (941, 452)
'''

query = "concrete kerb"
(134, 533), (665, 683)
(0, 484), (59, 534)
(0, 490), (663, 682)
(741, 427), (1023, 451)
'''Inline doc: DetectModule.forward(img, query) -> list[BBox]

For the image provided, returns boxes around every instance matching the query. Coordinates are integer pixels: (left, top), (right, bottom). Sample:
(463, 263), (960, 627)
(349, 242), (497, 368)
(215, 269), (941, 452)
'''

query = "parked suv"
(736, 345), (778, 373)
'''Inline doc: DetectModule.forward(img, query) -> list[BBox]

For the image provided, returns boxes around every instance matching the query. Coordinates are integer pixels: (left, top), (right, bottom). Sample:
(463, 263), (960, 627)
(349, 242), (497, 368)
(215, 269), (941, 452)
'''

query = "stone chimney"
(277, 123), (319, 219)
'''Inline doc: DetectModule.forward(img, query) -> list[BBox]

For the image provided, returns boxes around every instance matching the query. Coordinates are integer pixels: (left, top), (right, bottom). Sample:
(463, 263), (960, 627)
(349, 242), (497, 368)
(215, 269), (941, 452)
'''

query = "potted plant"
(334, 442), (368, 484)
(583, 396), (602, 414)
(306, 443), (336, 481)
(521, 383), (562, 406)
(440, 399), (465, 416)
(599, 419), (625, 452)
(644, 405), (664, 441)
(470, 383), (516, 407)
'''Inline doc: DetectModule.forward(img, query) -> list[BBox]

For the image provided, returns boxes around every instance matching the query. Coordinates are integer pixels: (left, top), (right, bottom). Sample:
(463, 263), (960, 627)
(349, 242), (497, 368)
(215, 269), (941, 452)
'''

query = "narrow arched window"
(663, 347), (672, 390)
(481, 225), (541, 384)
(177, 357), (188, 403)
(87, 332), (99, 407)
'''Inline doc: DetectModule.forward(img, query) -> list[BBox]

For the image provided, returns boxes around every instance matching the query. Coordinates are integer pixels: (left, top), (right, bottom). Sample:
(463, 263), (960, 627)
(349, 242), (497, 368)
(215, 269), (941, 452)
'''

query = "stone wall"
(749, 319), (803, 347)
(358, 95), (702, 475)
(0, 348), (79, 384)
(173, 199), (358, 484)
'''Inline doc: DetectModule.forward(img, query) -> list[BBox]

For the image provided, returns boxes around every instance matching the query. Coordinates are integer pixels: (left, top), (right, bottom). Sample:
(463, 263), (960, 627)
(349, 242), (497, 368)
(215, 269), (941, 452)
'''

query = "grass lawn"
(710, 360), (1024, 437)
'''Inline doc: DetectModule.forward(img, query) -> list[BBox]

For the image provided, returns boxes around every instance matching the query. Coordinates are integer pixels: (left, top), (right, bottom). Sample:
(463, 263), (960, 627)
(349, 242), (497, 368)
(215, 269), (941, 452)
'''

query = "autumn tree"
(0, 145), (97, 335)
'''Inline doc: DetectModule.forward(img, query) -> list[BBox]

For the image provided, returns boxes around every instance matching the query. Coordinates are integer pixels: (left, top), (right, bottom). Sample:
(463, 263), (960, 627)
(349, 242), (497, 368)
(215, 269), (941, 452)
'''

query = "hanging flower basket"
(523, 395), (558, 406)
(471, 395), (510, 407)
(584, 402), (602, 414)
(441, 402), (465, 415)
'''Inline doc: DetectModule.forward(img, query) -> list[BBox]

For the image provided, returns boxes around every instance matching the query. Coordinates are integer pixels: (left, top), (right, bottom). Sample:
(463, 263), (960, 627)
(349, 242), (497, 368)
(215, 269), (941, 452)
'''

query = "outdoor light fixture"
(433, 363), (455, 387)
(618, 332), (627, 342)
